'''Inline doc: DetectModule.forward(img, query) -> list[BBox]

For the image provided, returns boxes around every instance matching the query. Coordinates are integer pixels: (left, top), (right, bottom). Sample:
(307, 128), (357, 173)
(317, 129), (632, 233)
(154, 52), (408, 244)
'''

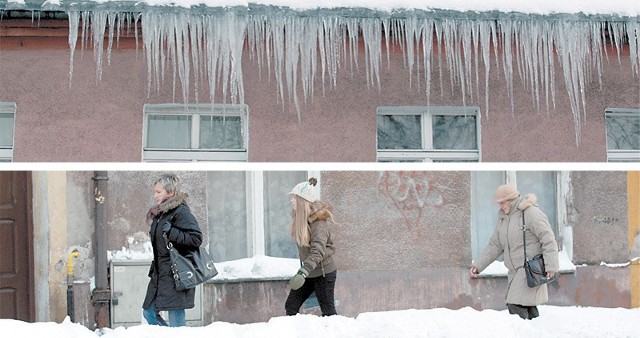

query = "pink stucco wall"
(1, 23), (638, 162)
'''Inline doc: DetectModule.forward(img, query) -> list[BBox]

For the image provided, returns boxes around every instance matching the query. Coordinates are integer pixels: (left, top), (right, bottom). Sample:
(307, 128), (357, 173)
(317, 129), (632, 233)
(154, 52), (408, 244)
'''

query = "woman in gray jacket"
(470, 184), (559, 319)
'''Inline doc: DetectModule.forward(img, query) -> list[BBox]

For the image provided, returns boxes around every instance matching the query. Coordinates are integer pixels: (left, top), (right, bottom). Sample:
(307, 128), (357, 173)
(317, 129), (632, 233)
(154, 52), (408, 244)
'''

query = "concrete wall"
(571, 171), (629, 264)
(2, 22), (638, 162)
(201, 265), (631, 325)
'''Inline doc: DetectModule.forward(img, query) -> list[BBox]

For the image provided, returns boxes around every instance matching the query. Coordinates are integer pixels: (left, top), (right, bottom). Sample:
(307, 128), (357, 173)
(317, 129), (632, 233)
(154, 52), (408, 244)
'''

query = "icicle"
(499, 20), (516, 115)
(67, 11), (79, 86)
(478, 20), (492, 118)
(420, 18), (435, 108)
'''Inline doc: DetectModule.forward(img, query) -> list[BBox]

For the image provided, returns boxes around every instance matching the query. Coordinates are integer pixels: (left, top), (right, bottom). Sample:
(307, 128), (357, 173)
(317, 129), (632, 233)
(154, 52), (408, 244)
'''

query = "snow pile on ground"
(2, 305), (639, 337)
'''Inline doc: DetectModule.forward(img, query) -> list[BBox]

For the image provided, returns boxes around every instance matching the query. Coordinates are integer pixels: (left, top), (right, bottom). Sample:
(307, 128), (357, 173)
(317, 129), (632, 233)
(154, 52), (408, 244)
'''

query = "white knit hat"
(290, 178), (318, 202)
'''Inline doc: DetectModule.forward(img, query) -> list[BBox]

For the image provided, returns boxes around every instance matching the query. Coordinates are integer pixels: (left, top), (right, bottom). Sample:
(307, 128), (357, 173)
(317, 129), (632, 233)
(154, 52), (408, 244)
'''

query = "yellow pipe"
(628, 171), (640, 308)
(67, 250), (80, 277)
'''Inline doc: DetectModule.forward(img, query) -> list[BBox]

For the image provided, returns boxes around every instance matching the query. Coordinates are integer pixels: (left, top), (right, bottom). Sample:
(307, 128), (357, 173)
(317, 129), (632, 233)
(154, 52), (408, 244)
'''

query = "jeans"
(143, 303), (186, 327)
(507, 303), (539, 320)
(285, 270), (337, 316)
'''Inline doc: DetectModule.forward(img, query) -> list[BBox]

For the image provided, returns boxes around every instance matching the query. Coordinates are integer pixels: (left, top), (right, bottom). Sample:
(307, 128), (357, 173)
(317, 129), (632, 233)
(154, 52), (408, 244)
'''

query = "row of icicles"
(66, 10), (640, 144)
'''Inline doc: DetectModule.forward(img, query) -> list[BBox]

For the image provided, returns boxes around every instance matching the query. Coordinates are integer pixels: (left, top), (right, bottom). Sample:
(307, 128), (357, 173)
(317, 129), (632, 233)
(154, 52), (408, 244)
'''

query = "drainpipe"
(91, 172), (110, 328)
(66, 249), (79, 322)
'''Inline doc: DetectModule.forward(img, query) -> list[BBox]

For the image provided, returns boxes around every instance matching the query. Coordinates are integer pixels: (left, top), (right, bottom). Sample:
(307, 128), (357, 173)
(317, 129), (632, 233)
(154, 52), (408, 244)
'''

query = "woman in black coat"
(142, 173), (202, 327)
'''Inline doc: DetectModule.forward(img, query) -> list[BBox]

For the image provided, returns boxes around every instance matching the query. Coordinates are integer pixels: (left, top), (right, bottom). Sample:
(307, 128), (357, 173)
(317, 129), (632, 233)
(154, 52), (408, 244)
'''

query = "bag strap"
(521, 209), (528, 263)
(162, 214), (176, 250)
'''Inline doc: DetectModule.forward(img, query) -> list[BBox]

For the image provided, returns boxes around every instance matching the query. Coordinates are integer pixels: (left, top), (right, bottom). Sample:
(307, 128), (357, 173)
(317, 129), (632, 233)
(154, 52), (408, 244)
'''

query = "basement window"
(142, 104), (248, 162)
(605, 108), (640, 162)
(376, 106), (481, 162)
(0, 103), (16, 162)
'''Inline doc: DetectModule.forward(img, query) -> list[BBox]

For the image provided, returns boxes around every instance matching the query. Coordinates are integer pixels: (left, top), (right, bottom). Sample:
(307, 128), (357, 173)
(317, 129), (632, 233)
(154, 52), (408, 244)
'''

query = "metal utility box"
(110, 260), (202, 328)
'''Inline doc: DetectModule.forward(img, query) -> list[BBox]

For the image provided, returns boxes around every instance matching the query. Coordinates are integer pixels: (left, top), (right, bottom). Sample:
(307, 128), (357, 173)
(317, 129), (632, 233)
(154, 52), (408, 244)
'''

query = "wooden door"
(0, 171), (33, 321)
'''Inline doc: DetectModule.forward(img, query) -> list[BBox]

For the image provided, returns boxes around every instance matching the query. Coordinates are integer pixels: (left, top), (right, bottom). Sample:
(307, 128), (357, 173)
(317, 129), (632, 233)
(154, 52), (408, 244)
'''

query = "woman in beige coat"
(470, 184), (559, 319)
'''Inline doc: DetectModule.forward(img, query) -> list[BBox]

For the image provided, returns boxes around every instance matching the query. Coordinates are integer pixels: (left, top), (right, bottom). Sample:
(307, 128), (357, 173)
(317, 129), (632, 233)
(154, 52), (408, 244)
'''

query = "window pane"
(263, 171), (308, 258)
(207, 172), (248, 261)
(432, 115), (477, 150)
(0, 113), (14, 147)
(377, 115), (422, 149)
(200, 116), (243, 149)
(606, 115), (640, 150)
(147, 115), (191, 149)
(517, 171), (558, 240)
(471, 171), (504, 259)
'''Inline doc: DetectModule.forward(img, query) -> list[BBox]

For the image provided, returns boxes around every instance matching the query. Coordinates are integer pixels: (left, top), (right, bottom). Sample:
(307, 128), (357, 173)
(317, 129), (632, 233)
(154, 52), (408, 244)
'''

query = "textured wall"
(571, 171), (629, 264)
(2, 29), (638, 162)
(65, 171), (209, 252)
(322, 171), (471, 270)
(201, 265), (630, 324)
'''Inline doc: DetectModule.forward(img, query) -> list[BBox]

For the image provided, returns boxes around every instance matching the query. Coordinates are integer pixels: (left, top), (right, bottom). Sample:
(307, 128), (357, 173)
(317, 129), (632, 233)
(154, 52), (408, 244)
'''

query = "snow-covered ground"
(2, 305), (639, 337)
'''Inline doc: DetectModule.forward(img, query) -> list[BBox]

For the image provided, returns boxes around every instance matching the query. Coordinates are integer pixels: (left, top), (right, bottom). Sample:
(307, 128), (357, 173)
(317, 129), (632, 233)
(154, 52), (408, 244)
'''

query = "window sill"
(476, 251), (576, 278)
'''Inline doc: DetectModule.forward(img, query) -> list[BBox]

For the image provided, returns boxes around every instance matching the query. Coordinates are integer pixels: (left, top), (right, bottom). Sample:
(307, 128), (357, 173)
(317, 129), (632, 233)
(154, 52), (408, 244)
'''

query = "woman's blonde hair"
(290, 195), (337, 247)
(290, 194), (313, 247)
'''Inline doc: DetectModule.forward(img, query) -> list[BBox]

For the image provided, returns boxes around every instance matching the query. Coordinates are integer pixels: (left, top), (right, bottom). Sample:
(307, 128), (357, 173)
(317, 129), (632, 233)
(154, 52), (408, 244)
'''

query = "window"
(471, 171), (563, 261)
(206, 171), (316, 262)
(376, 106), (481, 162)
(605, 108), (640, 162)
(143, 103), (248, 162)
(0, 103), (16, 162)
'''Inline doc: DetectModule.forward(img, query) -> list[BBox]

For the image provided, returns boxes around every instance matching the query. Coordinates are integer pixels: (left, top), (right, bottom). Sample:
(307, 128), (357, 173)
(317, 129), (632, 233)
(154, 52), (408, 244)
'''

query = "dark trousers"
(285, 271), (337, 316)
(507, 303), (539, 320)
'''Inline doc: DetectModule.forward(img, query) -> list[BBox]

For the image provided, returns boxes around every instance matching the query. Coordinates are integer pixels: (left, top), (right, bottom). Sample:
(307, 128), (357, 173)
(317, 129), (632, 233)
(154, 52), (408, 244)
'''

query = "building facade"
(0, 4), (639, 162)
(1, 170), (638, 327)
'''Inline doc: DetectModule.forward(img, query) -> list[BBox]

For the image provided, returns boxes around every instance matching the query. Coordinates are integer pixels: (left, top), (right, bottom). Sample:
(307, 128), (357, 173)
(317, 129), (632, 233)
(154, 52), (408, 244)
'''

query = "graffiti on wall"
(377, 171), (444, 233)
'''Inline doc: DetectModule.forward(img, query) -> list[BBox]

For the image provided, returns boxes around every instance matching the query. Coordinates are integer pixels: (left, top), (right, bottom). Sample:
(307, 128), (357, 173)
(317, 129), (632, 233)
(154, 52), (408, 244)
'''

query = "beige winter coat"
(474, 194), (559, 306)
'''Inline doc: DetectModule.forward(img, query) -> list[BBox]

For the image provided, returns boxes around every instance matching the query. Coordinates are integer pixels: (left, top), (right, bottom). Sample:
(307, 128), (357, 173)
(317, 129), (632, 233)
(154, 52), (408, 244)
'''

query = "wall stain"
(377, 171), (443, 233)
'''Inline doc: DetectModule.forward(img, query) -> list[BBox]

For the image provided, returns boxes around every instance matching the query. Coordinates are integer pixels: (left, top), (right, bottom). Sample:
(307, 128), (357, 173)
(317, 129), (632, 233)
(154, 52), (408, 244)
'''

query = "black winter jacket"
(143, 194), (203, 311)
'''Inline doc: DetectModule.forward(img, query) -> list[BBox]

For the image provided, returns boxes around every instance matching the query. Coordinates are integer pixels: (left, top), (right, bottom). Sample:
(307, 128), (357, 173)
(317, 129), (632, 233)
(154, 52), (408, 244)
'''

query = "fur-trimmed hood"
(158, 192), (189, 213)
(146, 192), (189, 222)
(308, 201), (333, 224)
(517, 193), (538, 211)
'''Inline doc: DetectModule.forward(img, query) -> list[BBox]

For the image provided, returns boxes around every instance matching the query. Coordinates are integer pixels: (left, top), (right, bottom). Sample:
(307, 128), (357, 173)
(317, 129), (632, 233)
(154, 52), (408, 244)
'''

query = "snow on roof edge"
(1, 0), (640, 18)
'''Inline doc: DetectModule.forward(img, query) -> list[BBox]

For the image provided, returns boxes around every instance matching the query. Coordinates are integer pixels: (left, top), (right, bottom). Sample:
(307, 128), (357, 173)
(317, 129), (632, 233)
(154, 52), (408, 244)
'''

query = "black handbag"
(163, 232), (218, 291)
(522, 210), (556, 287)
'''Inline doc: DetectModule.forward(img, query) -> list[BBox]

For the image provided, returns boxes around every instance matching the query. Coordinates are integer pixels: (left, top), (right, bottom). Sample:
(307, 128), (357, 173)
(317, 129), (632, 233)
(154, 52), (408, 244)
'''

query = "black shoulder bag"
(163, 221), (218, 291)
(522, 210), (556, 287)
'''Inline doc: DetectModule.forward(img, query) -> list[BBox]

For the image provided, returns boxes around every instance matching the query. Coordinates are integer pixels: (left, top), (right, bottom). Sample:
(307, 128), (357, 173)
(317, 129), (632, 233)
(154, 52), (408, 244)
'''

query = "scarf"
(146, 196), (173, 223)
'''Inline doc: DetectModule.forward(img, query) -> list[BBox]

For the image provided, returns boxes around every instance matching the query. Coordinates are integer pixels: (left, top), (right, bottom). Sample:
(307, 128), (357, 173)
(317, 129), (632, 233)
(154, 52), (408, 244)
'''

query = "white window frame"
(471, 171), (575, 277)
(246, 171), (320, 257)
(376, 106), (481, 162)
(0, 102), (16, 162)
(142, 103), (248, 162)
(605, 108), (640, 162)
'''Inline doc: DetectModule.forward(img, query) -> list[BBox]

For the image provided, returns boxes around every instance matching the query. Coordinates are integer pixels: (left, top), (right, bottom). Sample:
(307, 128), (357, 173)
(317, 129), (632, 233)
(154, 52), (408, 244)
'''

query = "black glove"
(161, 221), (171, 233)
(288, 267), (309, 290)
